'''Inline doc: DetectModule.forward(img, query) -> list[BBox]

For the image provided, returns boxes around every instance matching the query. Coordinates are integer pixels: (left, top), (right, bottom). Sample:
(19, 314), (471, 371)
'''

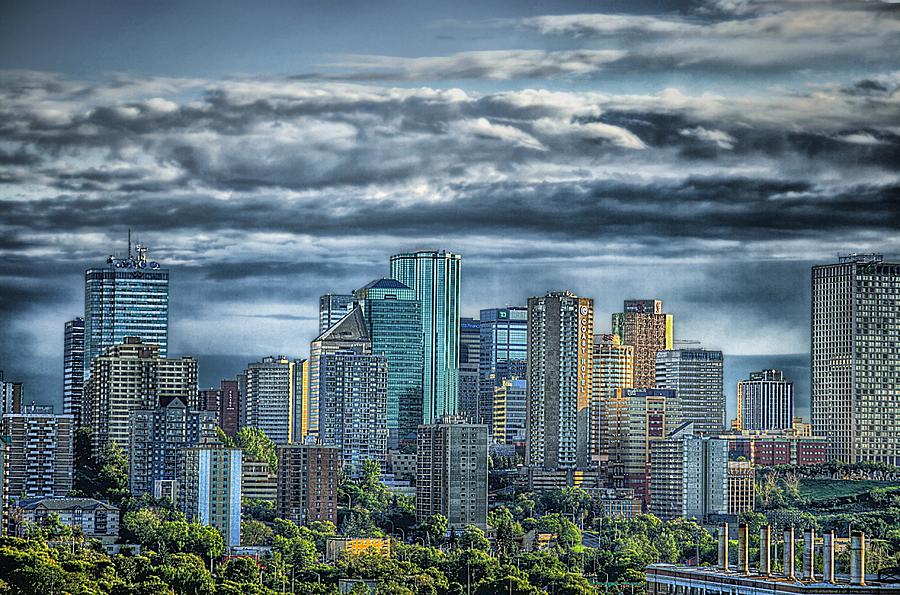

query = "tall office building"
(83, 337), (197, 456)
(492, 378), (527, 449)
(83, 240), (168, 379)
(240, 356), (301, 445)
(128, 397), (217, 497)
(417, 417), (489, 531)
(612, 300), (673, 389)
(1, 406), (75, 500)
(276, 444), (341, 526)
(0, 371), (22, 415)
(737, 369), (794, 431)
(353, 278), (424, 444)
(390, 250), (462, 424)
(179, 443), (242, 548)
(526, 291), (594, 469)
(195, 379), (242, 437)
(656, 348), (725, 435)
(479, 307), (528, 428)
(458, 317), (481, 423)
(63, 317), (85, 426)
(812, 254), (900, 465)
(319, 294), (354, 334)
(592, 334), (634, 464)
(603, 388), (677, 506)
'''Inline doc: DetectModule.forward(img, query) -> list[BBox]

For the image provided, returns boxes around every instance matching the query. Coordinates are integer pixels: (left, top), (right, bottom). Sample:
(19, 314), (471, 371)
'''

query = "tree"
(489, 507), (523, 560)
(418, 514), (448, 545)
(458, 526), (490, 552)
(232, 427), (278, 475)
(242, 519), (273, 546)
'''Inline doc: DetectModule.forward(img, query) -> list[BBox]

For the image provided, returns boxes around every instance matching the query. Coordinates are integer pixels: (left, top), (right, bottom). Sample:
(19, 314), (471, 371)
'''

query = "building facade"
(390, 250), (462, 424)
(656, 348), (725, 435)
(276, 444), (341, 526)
(319, 293), (354, 334)
(83, 337), (198, 456)
(83, 242), (168, 379)
(458, 317), (481, 423)
(13, 497), (119, 543)
(417, 418), (489, 531)
(240, 356), (301, 444)
(592, 334), (635, 465)
(493, 378), (527, 450)
(526, 291), (594, 470)
(353, 278), (423, 444)
(0, 371), (23, 415)
(1, 407), (74, 500)
(737, 369), (794, 431)
(812, 254), (900, 464)
(128, 397), (217, 497)
(478, 307), (528, 428)
(612, 300), (673, 389)
(63, 317), (85, 426)
(179, 444), (242, 548)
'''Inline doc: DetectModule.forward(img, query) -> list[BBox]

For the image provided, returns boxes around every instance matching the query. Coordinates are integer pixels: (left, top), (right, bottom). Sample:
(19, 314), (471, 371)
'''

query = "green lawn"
(798, 479), (900, 500)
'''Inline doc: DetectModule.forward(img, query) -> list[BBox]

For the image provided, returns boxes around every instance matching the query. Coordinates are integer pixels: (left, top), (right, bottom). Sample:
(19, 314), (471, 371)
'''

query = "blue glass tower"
(478, 307), (528, 427)
(83, 241), (169, 378)
(390, 250), (461, 424)
(354, 278), (424, 444)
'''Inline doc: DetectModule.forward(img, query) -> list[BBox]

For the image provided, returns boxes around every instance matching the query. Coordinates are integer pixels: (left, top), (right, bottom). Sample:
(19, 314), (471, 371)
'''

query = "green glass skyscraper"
(354, 278), (424, 444)
(390, 250), (461, 425)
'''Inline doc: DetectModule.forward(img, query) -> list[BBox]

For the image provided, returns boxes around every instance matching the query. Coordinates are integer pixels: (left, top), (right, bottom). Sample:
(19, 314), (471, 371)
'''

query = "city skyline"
(1, 0), (897, 417)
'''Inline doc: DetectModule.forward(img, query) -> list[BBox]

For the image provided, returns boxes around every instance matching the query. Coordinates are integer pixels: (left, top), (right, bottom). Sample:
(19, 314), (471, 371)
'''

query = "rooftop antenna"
(127, 229), (132, 259)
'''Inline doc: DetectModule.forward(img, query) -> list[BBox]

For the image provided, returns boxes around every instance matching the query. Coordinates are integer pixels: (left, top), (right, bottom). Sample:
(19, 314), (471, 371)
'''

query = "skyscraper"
(592, 334), (634, 465)
(0, 370), (22, 415)
(458, 317), (481, 423)
(63, 317), (85, 426)
(612, 300), (673, 389)
(492, 378), (527, 449)
(390, 250), (462, 424)
(479, 307), (528, 428)
(313, 307), (389, 475)
(83, 240), (168, 379)
(195, 379), (242, 437)
(812, 254), (900, 465)
(1, 405), (74, 499)
(319, 293), (354, 334)
(353, 278), (423, 444)
(737, 369), (794, 431)
(417, 417), (489, 531)
(526, 291), (594, 470)
(656, 348), (725, 435)
(83, 337), (197, 456)
(240, 356), (301, 444)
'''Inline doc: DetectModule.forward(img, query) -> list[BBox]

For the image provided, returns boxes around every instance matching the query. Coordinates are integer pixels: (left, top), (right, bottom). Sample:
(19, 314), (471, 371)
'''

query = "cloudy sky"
(1, 0), (898, 411)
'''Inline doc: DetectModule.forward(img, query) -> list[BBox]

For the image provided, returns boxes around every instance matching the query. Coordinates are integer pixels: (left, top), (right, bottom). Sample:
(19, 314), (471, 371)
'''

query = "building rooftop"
(359, 277), (411, 291)
(17, 497), (118, 511)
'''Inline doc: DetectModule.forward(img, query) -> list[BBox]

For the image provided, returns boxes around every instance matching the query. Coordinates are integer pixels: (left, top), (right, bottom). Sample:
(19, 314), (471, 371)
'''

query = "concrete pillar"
(803, 528), (816, 581)
(737, 523), (749, 575)
(759, 525), (771, 576)
(783, 527), (795, 580)
(850, 531), (866, 586)
(718, 522), (729, 571)
(823, 531), (835, 584)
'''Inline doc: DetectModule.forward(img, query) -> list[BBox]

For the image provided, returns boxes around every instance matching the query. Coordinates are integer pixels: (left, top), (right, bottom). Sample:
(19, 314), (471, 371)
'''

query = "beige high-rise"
(612, 300), (673, 389)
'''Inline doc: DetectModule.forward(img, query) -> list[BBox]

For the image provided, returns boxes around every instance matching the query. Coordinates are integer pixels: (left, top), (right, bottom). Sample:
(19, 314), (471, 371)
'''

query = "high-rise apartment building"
(656, 348), (725, 435)
(479, 307), (528, 428)
(603, 388), (678, 506)
(492, 378), (527, 449)
(812, 254), (900, 464)
(390, 250), (462, 424)
(592, 334), (634, 465)
(458, 317), (481, 423)
(128, 397), (217, 497)
(276, 444), (341, 526)
(353, 278), (423, 444)
(612, 300), (673, 389)
(83, 337), (197, 456)
(1, 406), (74, 500)
(83, 241), (168, 379)
(240, 356), (301, 445)
(737, 369), (794, 431)
(417, 417), (489, 531)
(319, 293), (354, 334)
(312, 307), (388, 475)
(63, 317), (85, 426)
(526, 291), (594, 470)
(0, 371), (22, 415)
(179, 443), (242, 548)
